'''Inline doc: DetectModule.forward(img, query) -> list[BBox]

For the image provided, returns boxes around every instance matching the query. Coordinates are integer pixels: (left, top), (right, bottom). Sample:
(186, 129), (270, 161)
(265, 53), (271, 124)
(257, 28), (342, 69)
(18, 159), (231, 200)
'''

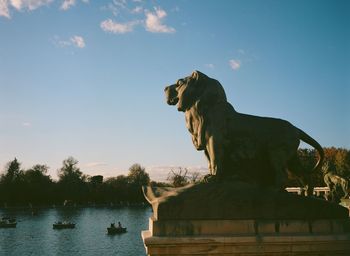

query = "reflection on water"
(0, 206), (151, 256)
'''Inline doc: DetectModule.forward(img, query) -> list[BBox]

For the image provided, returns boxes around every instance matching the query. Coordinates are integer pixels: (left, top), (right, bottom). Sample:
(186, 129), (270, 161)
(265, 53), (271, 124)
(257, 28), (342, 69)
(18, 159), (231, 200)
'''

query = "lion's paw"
(200, 174), (217, 183)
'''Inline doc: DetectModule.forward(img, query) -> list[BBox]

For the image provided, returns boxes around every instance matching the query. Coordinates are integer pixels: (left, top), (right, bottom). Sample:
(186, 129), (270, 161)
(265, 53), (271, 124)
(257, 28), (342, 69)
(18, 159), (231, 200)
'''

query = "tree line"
(285, 147), (350, 187)
(0, 157), (153, 206)
(0, 147), (349, 206)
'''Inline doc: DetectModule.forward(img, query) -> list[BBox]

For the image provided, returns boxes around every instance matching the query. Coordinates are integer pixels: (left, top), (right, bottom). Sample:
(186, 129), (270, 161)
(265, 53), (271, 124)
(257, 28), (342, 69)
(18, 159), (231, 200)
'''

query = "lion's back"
(227, 112), (300, 148)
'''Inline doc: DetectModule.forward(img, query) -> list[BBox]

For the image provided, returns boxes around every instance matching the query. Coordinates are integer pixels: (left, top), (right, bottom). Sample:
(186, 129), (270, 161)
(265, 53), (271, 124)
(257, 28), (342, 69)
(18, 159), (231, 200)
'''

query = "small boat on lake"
(107, 222), (127, 234)
(0, 217), (17, 228)
(53, 221), (75, 229)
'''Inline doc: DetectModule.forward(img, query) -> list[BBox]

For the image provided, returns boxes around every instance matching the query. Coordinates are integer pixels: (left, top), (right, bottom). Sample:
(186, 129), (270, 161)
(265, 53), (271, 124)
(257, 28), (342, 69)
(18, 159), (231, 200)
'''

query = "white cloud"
(1, 0), (53, 18)
(100, 19), (139, 34)
(10, 0), (22, 10)
(61, 0), (88, 10)
(14, 0), (52, 11)
(0, 0), (10, 18)
(60, 0), (75, 11)
(145, 7), (175, 33)
(101, 0), (128, 17)
(229, 59), (241, 70)
(100, 6), (176, 35)
(53, 35), (86, 48)
(0, 0), (90, 18)
(70, 35), (85, 48)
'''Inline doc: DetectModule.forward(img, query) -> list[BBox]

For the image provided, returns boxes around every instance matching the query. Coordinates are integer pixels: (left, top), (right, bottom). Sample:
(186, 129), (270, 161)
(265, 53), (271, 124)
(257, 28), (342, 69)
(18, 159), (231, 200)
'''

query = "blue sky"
(0, 0), (349, 180)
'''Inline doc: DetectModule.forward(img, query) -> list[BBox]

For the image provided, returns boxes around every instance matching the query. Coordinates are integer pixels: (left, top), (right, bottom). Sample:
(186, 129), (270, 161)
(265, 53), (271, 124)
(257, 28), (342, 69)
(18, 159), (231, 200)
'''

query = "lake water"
(0, 206), (152, 256)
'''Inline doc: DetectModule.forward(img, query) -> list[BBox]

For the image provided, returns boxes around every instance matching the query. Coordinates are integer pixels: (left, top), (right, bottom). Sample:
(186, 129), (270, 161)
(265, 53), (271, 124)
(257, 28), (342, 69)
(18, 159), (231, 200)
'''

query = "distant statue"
(164, 71), (324, 195)
(322, 161), (349, 202)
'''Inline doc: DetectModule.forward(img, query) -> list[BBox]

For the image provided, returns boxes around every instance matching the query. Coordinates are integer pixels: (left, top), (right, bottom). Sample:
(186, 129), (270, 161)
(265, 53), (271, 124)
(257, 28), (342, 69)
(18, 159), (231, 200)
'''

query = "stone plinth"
(142, 218), (350, 255)
(141, 182), (350, 255)
(142, 182), (348, 220)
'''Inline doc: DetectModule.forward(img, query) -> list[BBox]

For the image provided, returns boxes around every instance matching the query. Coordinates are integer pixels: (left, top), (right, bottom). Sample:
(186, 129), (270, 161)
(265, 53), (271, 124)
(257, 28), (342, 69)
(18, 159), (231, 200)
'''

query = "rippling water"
(0, 206), (151, 256)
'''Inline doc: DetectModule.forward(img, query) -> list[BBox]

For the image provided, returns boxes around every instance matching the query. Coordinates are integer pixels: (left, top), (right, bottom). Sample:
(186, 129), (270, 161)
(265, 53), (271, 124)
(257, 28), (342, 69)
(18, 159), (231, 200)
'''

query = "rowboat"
(0, 217), (17, 228)
(53, 221), (75, 229)
(107, 223), (127, 234)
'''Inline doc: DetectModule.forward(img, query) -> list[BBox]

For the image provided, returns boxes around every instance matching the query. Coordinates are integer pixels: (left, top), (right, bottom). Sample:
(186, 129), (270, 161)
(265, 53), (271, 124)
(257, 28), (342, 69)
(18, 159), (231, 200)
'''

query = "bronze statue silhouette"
(165, 71), (324, 195)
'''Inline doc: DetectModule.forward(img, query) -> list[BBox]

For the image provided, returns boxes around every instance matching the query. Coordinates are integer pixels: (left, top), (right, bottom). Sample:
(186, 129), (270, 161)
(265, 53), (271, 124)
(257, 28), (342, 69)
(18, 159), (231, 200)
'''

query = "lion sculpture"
(324, 172), (349, 201)
(322, 161), (349, 201)
(164, 71), (324, 194)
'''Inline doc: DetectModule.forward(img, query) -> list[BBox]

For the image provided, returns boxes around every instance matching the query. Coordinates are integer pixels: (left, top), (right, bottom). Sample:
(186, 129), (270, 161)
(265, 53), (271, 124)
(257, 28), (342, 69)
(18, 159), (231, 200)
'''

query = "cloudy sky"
(0, 0), (349, 180)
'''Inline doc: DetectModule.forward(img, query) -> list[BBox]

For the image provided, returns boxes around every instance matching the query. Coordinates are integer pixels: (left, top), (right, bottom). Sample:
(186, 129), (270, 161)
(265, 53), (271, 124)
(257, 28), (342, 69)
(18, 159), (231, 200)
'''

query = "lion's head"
(164, 71), (227, 112)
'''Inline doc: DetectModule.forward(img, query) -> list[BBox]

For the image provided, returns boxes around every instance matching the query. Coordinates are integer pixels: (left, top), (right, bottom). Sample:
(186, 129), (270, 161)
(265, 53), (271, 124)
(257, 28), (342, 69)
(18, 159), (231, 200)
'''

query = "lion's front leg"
(204, 149), (212, 171)
(201, 147), (219, 183)
(206, 136), (224, 177)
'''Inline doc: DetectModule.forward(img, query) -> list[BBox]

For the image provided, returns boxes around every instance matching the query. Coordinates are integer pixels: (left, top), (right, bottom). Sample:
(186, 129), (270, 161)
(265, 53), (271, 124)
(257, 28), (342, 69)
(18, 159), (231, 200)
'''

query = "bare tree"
(167, 167), (189, 187)
(188, 171), (201, 183)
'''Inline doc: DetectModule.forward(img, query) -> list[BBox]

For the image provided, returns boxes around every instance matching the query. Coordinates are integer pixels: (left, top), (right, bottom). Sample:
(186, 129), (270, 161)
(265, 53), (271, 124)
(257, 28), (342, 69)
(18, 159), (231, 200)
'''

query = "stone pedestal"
(141, 182), (350, 255)
(142, 218), (350, 255)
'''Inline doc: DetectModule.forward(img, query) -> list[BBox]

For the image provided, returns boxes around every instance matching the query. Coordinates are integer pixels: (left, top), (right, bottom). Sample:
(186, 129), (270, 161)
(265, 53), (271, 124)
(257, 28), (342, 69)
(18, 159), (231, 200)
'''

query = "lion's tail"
(298, 128), (324, 172)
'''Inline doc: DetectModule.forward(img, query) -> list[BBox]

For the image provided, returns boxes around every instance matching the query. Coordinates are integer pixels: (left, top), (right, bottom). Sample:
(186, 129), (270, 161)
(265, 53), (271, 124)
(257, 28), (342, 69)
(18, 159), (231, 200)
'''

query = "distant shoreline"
(0, 202), (150, 210)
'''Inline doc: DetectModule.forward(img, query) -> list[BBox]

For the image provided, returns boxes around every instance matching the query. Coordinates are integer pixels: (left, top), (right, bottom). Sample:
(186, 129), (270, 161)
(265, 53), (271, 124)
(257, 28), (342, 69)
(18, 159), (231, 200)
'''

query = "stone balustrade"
(286, 187), (330, 197)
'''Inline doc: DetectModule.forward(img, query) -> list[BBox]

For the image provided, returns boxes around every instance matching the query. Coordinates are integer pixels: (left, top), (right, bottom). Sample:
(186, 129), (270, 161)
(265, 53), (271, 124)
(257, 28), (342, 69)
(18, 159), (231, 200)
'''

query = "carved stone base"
(142, 218), (350, 255)
(142, 182), (348, 220)
(142, 182), (350, 255)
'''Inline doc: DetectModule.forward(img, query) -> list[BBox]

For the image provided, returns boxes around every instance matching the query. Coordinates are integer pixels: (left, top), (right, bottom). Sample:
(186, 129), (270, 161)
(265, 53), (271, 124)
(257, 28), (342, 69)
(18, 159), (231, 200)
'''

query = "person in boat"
(118, 221), (122, 228)
(110, 223), (115, 228)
